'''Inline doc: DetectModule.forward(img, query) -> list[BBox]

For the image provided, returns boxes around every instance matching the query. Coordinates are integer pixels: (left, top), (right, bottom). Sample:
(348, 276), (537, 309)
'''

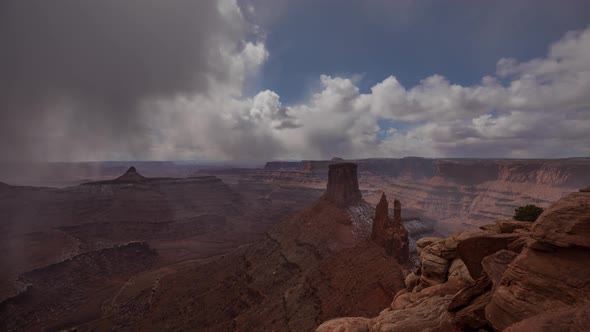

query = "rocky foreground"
(317, 188), (590, 331)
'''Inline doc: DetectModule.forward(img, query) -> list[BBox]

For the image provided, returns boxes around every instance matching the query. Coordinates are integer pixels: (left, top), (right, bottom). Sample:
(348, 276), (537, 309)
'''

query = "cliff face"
(317, 189), (590, 332)
(323, 163), (362, 208)
(265, 158), (590, 229)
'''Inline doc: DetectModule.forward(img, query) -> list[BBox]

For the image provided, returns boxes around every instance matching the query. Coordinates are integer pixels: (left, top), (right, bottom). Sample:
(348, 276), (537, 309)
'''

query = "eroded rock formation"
(371, 193), (410, 263)
(115, 166), (146, 183)
(371, 193), (390, 246)
(265, 158), (590, 229)
(317, 189), (590, 332)
(485, 190), (590, 330)
(391, 199), (410, 263)
(323, 163), (362, 208)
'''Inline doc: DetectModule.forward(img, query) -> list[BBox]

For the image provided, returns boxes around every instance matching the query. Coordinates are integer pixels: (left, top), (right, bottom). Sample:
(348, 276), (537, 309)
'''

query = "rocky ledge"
(317, 189), (590, 331)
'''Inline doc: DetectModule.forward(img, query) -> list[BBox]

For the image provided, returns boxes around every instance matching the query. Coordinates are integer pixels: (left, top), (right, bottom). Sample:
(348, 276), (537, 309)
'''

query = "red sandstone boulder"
(532, 190), (590, 248)
(456, 233), (520, 279)
(418, 242), (451, 288)
(453, 291), (492, 330)
(373, 295), (458, 332)
(416, 237), (443, 255)
(485, 191), (590, 331)
(480, 249), (518, 290)
(449, 250), (517, 329)
(485, 246), (590, 330)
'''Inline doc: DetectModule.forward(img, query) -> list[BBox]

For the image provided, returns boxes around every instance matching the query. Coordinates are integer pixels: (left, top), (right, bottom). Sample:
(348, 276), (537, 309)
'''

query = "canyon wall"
(265, 158), (590, 230)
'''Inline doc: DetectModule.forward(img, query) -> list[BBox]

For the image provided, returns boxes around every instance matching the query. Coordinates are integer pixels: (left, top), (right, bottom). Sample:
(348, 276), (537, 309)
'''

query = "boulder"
(373, 295), (458, 332)
(531, 191), (590, 248)
(486, 192), (590, 330)
(442, 229), (496, 260)
(485, 246), (590, 331)
(480, 249), (517, 290)
(449, 250), (517, 329)
(454, 292), (493, 330)
(447, 259), (473, 284)
(448, 276), (491, 311)
(392, 278), (465, 311)
(416, 237), (443, 255)
(418, 244), (451, 288)
(456, 233), (520, 279)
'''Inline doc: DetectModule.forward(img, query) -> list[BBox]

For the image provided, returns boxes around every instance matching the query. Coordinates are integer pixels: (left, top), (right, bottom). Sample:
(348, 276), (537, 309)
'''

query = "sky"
(1, 0), (590, 162)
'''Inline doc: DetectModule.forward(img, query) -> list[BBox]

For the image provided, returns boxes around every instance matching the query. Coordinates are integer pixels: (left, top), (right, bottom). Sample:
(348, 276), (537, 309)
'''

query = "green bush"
(513, 204), (544, 222)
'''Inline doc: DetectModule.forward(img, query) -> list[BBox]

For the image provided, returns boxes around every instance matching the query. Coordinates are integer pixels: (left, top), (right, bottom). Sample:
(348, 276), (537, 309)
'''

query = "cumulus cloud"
(143, 24), (590, 161)
(265, 25), (590, 159)
(1, 0), (589, 161)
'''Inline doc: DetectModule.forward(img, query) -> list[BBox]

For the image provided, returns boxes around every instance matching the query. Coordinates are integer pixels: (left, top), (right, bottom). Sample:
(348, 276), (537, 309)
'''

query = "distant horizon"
(2, 155), (590, 165)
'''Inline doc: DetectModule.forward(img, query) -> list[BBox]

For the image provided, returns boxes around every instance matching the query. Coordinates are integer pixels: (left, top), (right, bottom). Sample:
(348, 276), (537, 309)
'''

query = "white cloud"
(145, 24), (590, 161)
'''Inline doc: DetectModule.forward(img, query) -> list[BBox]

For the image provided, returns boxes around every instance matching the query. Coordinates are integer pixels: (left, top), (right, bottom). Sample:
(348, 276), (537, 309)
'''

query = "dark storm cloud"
(0, 0), (244, 161)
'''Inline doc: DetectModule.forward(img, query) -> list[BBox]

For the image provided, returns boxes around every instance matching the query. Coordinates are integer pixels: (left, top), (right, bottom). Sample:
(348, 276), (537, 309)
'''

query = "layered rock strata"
(317, 189), (590, 332)
(323, 163), (362, 208)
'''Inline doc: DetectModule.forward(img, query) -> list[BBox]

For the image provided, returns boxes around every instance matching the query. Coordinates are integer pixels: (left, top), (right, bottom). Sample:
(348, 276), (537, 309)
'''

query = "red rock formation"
(457, 233), (520, 279)
(317, 190), (590, 331)
(371, 193), (390, 246)
(391, 199), (410, 264)
(393, 199), (401, 227)
(371, 194), (409, 263)
(485, 190), (590, 331)
(115, 166), (146, 183)
(323, 163), (362, 207)
(265, 158), (590, 229)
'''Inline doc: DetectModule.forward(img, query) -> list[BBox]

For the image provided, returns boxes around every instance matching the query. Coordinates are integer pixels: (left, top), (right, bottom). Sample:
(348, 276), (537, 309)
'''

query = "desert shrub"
(513, 204), (544, 222)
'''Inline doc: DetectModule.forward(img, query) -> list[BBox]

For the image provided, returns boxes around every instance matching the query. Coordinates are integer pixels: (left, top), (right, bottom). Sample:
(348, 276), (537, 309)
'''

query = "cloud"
(0, 0), (264, 161)
(1, 0), (589, 162)
(264, 25), (590, 159)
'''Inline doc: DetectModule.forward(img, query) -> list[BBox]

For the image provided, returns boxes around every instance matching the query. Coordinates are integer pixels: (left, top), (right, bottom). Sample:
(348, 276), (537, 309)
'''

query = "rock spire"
(372, 193), (391, 246)
(371, 193), (410, 263)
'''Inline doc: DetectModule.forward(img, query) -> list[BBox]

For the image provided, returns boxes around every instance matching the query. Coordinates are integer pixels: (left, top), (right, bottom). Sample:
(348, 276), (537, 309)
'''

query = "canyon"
(248, 157), (590, 230)
(0, 158), (589, 331)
